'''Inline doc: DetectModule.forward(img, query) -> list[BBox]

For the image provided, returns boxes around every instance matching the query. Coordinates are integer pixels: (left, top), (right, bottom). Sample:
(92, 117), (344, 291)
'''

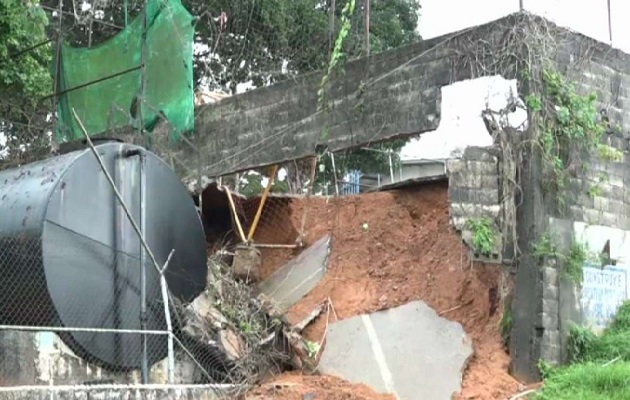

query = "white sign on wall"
(581, 265), (629, 332)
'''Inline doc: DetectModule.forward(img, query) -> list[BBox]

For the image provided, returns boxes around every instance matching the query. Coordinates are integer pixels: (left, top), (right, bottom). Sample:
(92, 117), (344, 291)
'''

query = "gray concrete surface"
(318, 301), (473, 400)
(0, 384), (235, 400)
(257, 235), (330, 312)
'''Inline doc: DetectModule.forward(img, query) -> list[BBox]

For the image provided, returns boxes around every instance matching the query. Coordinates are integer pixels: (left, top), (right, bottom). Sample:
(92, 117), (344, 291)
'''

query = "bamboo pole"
(247, 165), (278, 242)
(223, 186), (247, 243)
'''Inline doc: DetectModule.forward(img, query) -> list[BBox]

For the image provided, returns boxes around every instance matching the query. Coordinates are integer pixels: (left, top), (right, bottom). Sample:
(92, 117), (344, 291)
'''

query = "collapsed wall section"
(447, 146), (503, 262)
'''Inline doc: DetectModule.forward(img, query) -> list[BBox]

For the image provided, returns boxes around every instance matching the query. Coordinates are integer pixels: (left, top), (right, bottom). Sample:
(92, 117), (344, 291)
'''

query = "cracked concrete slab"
(318, 301), (473, 400)
(257, 235), (330, 312)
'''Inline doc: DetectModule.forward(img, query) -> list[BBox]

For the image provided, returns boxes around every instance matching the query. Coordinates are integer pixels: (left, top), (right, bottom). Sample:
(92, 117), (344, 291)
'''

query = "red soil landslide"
(250, 182), (521, 400)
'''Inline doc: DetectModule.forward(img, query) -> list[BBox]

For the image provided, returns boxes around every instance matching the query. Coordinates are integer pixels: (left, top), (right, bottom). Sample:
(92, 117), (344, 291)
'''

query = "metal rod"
(139, 149), (149, 384)
(72, 109), (164, 278)
(388, 153), (394, 183)
(330, 153), (339, 196)
(247, 165), (278, 242)
(365, 0), (370, 57)
(6, 39), (53, 59)
(607, 0), (613, 45)
(43, 65), (142, 100)
(329, 0), (336, 51)
(51, 0), (63, 151)
(0, 325), (168, 335)
(138, 0), (148, 140)
(251, 243), (300, 249)
(159, 250), (176, 384)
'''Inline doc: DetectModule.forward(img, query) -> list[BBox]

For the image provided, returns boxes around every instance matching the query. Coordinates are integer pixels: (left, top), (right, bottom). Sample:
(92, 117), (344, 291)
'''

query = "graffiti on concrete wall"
(581, 265), (629, 332)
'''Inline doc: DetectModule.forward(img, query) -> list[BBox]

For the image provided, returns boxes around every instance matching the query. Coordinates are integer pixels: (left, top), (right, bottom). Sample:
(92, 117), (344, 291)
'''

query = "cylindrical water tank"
(0, 143), (207, 370)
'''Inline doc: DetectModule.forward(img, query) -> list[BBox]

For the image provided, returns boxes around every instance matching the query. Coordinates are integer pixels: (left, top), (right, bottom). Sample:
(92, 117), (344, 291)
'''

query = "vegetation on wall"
(525, 66), (621, 213)
(466, 217), (497, 256)
(531, 233), (593, 284)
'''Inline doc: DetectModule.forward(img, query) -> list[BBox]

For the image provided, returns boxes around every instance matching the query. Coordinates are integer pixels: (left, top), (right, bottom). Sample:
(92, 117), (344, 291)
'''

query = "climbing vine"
(531, 233), (598, 284)
(317, 0), (355, 118)
(525, 66), (622, 211)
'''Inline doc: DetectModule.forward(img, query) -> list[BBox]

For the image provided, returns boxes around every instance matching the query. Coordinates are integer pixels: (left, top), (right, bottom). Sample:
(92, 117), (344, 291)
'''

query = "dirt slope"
(250, 182), (521, 400)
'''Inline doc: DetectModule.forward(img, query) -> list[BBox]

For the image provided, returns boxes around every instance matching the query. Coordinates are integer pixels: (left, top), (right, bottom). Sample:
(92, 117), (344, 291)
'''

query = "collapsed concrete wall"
(447, 147), (503, 262)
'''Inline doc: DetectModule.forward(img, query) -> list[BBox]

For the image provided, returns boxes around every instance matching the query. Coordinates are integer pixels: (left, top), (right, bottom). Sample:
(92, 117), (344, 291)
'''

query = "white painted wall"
(573, 222), (630, 331)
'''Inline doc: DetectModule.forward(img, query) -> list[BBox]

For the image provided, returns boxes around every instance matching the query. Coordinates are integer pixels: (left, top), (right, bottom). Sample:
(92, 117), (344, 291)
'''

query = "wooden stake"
(247, 165), (278, 242)
(223, 186), (247, 243)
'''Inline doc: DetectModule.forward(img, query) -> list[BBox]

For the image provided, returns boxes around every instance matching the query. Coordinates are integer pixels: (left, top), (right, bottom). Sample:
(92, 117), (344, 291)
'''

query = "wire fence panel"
(227, 157), (318, 248)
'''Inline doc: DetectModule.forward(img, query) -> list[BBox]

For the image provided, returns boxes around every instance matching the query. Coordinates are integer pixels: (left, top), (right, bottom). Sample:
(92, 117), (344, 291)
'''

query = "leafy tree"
(0, 0), (53, 164)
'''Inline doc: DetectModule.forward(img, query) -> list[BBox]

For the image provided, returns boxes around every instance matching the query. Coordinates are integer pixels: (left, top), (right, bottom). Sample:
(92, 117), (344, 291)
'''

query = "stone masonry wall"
(511, 29), (630, 381)
(447, 146), (503, 262)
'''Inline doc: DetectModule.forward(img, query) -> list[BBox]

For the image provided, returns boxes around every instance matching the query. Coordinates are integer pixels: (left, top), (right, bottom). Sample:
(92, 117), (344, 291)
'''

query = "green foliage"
(238, 172), (291, 198)
(538, 302), (630, 399)
(318, 0), (356, 112)
(303, 339), (320, 359)
(187, 0), (421, 93)
(532, 234), (588, 284)
(598, 144), (624, 162)
(526, 67), (609, 210)
(499, 307), (512, 347)
(533, 233), (560, 260)
(587, 184), (602, 198)
(607, 302), (630, 334)
(0, 0), (51, 105)
(534, 362), (630, 400)
(0, 0), (53, 159)
(567, 324), (598, 363)
(538, 359), (553, 379)
(466, 217), (496, 256)
(566, 241), (587, 284)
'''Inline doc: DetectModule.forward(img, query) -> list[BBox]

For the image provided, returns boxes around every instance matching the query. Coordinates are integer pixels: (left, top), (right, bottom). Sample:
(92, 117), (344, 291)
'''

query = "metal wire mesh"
(230, 157), (318, 248)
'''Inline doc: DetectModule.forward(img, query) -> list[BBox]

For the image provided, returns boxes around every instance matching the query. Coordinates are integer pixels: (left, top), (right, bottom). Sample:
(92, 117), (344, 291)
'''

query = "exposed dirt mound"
(246, 373), (396, 400)
(251, 182), (521, 399)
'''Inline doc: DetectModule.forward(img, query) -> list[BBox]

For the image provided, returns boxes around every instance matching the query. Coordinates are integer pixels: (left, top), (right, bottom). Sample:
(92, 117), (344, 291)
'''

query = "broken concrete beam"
(188, 296), (228, 330)
(257, 235), (330, 312)
(232, 245), (262, 282)
(218, 329), (244, 361)
(318, 301), (473, 400)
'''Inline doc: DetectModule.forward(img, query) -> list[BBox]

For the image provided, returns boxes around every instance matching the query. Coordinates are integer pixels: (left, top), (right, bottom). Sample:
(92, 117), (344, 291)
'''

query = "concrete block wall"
(0, 331), (201, 387)
(514, 35), (630, 376)
(447, 146), (503, 262)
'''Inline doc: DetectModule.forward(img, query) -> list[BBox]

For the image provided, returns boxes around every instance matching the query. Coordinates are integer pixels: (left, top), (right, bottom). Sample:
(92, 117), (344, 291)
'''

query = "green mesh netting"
(55, 0), (194, 143)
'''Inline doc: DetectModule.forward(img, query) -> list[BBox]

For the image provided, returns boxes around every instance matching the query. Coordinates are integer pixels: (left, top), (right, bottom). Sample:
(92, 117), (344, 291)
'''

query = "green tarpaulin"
(55, 0), (194, 143)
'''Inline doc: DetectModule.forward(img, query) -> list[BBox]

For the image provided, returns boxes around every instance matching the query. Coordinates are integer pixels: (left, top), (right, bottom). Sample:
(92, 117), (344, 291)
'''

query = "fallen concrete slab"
(257, 235), (330, 312)
(318, 301), (473, 400)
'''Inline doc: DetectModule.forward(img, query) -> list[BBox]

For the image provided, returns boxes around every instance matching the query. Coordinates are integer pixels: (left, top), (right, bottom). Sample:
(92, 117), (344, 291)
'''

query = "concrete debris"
(232, 245), (262, 282)
(258, 235), (330, 312)
(189, 296), (228, 330)
(318, 301), (473, 400)
(294, 301), (327, 332)
(218, 329), (244, 361)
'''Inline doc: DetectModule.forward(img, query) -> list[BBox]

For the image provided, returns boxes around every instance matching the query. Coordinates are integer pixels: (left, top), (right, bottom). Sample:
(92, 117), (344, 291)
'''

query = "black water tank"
(0, 143), (207, 370)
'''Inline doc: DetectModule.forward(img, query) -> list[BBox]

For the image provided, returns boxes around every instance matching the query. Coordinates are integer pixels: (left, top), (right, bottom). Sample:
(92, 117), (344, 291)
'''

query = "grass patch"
(537, 300), (630, 399)
(534, 362), (630, 400)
